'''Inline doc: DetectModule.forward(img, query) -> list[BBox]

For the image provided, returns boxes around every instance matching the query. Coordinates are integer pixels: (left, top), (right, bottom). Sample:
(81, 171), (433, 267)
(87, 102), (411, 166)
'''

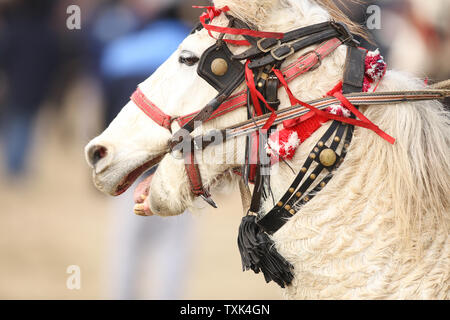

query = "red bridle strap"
(131, 88), (172, 130)
(176, 91), (247, 127)
(131, 38), (342, 132)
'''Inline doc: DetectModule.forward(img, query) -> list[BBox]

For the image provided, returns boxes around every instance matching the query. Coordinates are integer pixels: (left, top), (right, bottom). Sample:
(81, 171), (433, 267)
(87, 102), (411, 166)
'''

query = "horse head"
(84, 0), (356, 215)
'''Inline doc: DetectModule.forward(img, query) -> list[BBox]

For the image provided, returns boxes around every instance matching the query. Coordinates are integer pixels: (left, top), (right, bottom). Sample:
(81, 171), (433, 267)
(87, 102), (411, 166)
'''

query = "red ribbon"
(273, 69), (395, 145)
(245, 62), (277, 130)
(193, 6), (284, 46)
(327, 82), (395, 144)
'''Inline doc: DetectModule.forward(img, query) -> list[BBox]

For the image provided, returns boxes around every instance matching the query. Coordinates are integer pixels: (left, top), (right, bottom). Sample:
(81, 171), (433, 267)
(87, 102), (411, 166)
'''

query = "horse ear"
(212, 0), (281, 27)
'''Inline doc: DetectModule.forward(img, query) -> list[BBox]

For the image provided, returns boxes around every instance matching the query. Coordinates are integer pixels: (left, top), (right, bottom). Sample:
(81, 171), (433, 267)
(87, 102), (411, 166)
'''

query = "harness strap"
(184, 150), (217, 208)
(233, 21), (333, 60)
(176, 91), (247, 127)
(282, 38), (342, 82)
(190, 88), (450, 154)
(131, 38), (342, 133)
(209, 89), (449, 142)
(342, 45), (367, 93)
(184, 151), (204, 196)
(131, 89), (172, 130)
(257, 120), (342, 233)
(248, 28), (341, 69)
(257, 46), (365, 234)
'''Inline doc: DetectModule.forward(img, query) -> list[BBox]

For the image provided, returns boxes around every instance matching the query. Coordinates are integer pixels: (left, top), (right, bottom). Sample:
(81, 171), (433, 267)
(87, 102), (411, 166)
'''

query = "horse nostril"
(88, 145), (108, 167)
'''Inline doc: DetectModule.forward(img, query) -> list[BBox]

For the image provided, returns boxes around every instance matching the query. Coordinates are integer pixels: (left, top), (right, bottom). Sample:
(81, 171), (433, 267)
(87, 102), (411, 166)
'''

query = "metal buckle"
(257, 39), (281, 53)
(271, 45), (295, 61)
(301, 50), (322, 71)
(331, 21), (359, 46)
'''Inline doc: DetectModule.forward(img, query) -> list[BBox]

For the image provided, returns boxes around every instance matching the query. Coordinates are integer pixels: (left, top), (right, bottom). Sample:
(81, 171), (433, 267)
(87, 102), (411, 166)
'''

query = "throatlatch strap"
(184, 151), (205, 197)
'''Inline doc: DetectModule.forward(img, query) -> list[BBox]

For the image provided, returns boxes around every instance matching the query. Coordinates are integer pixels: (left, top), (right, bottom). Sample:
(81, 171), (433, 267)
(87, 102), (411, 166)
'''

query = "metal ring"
(257, 39), (281, 53)
(271, 45), (295, 61)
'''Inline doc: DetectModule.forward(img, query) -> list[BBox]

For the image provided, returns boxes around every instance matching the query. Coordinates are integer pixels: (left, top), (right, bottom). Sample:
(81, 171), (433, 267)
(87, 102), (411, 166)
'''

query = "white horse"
(85, 0), (449, 299)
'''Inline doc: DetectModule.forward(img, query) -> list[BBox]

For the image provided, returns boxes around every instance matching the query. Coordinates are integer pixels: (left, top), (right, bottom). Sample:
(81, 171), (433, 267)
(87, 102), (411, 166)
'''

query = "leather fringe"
(237, 215), (294, 288)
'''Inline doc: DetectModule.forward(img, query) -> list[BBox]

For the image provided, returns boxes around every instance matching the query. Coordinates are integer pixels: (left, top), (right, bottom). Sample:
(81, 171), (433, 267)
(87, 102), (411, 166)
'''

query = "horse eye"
(179, 50), (199, 66)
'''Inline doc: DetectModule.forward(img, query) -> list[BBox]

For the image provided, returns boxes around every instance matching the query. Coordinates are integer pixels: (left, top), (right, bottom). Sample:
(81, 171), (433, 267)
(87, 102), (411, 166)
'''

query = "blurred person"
(98, 0), (189, 125)
(0, 0), (59, 178)
(108, 168), (196, 300)
(376, 0), (450, 107)
(338, 0), (449, 107)
(85, 0), (197, 299)
(373, 0), (450, 80)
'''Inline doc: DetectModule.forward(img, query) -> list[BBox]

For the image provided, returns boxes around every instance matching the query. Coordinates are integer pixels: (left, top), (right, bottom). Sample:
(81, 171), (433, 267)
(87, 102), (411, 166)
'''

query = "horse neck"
(263, 69), (450, 299)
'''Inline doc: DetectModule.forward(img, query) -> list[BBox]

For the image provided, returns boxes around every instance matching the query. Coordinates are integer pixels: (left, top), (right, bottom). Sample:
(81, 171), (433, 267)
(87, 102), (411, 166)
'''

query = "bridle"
(132, 6), (362, 202)
(130, 6), (450, 287)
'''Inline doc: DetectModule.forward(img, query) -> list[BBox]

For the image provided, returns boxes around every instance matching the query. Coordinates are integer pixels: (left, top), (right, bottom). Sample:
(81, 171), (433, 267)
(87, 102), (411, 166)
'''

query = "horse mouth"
(113, 155), (164, 196)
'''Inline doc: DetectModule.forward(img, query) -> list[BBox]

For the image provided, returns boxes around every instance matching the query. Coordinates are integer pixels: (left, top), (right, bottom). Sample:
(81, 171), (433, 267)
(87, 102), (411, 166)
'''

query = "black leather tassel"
(237, 215), (294, 288)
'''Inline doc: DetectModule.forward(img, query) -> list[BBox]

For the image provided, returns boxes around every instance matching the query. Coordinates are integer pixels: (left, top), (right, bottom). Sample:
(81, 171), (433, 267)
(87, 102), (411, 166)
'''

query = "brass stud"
(289, 188), (295, 193)
(320, 182), (326, 188)
(314, 147), (319, 153)
(289, 209), (295, 215)
(296, 192), (302, 197)
(310, 174), (316, 180)
(309, 153), (316, 159)
(319, 148), (337, 167)
(304, 196), (310, 202)
(301, 167), (307, 173)
(277, 202), (283, 207)
(318, 141), (324, 147)
(334, 136), (341, 143)
(211, 58), (228, 76)
(344, 143), (350, 149)
(258, 82), (264, 88)
(285, 205), (291, 211)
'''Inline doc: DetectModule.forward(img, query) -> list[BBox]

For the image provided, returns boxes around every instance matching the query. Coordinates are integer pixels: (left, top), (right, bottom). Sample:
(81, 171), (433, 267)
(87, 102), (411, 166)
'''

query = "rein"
(190, 88), (450, 149)
(129, 6), (450, 288)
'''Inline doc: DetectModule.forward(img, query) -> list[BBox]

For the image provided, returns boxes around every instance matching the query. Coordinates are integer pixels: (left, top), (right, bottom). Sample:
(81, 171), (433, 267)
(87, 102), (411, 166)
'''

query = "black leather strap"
(284, 122), (354, 217)
(265, 75), (281, 110)
(197, 43), (246, 93)
(343, 46), (367, 93)
(225, 14), (259, 47)
(257, 120), (341, 234)
(249, 28), (341, 69)
(233, 22), (333, 60)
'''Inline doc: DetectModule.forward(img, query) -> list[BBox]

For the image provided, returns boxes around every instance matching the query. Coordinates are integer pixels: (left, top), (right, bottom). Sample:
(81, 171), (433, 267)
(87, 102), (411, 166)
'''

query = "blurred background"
(0, 0), (448, 299)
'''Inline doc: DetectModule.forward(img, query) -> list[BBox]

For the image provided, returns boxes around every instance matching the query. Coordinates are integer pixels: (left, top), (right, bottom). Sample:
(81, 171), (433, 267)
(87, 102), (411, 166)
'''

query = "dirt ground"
(0, 106), (282, 300)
